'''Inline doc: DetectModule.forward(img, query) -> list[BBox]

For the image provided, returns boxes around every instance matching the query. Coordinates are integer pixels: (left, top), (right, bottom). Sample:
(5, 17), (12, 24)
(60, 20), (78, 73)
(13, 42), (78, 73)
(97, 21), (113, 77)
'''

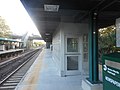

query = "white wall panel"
(52, 23), (89, 76)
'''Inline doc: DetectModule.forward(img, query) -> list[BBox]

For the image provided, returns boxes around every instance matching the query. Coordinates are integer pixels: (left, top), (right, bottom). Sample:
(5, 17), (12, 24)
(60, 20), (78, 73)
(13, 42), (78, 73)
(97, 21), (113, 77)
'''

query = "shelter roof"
(21, 0), (120, 42)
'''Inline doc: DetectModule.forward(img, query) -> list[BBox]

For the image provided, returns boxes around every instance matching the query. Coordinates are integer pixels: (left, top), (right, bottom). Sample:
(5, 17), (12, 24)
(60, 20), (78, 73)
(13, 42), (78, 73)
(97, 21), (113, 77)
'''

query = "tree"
(0, 16), (12, 38)
(98, 25), (116, 62)
(34, 41), (43, 47)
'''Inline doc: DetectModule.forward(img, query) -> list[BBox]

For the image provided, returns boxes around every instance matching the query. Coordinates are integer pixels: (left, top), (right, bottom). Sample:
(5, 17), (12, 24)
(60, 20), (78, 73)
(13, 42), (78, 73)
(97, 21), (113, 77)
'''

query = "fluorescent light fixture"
(45, 33), (50, 35)
(44, 4), (59, 12)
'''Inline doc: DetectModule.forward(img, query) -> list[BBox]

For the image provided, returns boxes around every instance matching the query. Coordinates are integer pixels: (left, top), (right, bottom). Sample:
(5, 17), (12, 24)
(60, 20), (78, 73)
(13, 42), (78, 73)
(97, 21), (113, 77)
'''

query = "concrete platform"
(0, 49), (24, 55)
(15, 49), (84, 90)
(0, 49), (24, 63)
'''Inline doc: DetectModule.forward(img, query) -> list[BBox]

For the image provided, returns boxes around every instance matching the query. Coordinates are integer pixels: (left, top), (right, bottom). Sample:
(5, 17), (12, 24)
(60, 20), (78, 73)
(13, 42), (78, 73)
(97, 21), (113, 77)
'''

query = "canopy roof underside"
(21, 0), (120, 42)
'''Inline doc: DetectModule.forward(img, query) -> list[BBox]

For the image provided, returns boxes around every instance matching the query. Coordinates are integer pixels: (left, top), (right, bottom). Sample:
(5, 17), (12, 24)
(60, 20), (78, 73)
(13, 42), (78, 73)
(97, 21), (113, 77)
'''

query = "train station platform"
(0, 49), (24, 55)
(15, 49), (84, 90)
(0, 49), (24, 63)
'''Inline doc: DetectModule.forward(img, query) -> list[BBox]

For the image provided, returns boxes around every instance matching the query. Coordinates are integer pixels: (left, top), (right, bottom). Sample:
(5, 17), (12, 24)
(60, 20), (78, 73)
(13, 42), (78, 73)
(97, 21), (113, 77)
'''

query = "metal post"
(88, 11), (99, 83)
(89, 11), (94, 82)
(93, 12), (99, 82)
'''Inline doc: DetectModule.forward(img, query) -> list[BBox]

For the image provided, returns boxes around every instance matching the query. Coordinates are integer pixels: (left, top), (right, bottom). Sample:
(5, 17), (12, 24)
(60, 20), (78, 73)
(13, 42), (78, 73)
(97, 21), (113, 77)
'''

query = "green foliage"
(98, 25), (116, 62)
(0, 16), (12, 38)
(34, 41), (43, 47)
(98, 26), (116, 50)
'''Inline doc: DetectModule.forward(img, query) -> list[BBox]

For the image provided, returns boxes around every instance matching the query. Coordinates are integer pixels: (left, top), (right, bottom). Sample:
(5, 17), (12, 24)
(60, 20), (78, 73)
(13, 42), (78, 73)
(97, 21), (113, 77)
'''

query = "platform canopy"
(21, 0), (120, 42)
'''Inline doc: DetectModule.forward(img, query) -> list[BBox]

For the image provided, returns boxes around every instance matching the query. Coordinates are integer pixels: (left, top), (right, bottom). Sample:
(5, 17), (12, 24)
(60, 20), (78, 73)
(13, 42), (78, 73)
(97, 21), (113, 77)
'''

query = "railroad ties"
(0, 48), (41, 90)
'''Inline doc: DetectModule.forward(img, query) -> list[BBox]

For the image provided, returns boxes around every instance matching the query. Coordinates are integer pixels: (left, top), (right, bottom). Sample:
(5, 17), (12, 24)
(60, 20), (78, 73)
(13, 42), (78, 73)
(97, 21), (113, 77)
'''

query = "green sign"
(103, 65), (120, 90)
(102, 53), (120, 90)
(103, 65), (120, 79)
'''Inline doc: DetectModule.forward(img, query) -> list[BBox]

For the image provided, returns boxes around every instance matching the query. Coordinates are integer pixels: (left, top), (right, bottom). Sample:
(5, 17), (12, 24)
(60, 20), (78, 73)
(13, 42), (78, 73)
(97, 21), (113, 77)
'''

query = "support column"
(82, 11), (103, 90)
(88, 11), (99, 83)
(46, 42), (52, 49)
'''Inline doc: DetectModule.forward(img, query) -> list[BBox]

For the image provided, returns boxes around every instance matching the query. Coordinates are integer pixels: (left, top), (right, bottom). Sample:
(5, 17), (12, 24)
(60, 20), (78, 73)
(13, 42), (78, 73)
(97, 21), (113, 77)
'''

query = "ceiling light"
(45, 33), (50, 35)
(44, 4), (59, 12)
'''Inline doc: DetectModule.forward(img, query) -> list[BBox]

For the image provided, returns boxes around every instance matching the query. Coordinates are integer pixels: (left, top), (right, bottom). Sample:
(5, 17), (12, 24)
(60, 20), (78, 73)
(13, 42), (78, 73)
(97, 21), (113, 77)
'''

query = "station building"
(52, 23), (89, 76)
(21, 0), (120, 90)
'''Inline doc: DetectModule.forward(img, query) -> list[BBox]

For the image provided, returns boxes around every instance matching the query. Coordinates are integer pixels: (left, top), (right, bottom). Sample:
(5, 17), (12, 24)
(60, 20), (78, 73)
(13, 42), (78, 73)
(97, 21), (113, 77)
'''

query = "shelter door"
(65, 35), (81, 75)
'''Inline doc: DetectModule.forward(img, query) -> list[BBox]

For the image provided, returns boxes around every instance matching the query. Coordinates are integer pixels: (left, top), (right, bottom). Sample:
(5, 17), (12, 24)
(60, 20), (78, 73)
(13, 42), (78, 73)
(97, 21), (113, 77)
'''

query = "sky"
(0, 0), (40, 36)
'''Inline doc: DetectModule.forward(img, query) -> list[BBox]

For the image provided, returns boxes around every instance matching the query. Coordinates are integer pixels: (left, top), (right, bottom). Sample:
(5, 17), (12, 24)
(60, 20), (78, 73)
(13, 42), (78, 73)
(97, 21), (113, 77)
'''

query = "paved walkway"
(15, 49), (83, 90)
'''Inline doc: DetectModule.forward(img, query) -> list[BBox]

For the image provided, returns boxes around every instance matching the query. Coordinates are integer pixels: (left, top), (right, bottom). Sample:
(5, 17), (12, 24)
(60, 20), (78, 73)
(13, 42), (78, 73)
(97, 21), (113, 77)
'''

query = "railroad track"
(0, 48), (42, 90)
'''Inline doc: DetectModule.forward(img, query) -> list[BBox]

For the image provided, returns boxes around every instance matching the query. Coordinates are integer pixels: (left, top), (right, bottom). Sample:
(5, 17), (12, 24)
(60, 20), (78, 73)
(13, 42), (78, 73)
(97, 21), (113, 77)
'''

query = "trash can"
(102, 52), (120, 90)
